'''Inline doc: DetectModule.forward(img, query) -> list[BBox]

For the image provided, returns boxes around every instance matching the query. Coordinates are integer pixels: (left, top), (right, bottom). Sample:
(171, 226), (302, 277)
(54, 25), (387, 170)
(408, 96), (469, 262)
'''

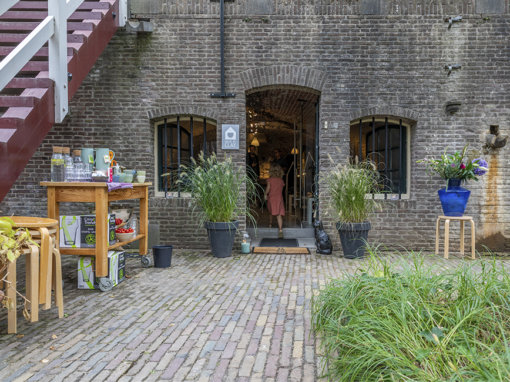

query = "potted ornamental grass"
(179, 153), (258, 258)
(418, 145), (488, 216)
(328, 161), (380, 259)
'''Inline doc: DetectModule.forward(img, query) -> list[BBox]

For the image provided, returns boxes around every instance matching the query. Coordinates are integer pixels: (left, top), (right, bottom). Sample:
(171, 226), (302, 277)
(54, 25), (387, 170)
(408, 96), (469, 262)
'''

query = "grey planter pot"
(336, 221), (371, 259)
(204, 221), (239, 258)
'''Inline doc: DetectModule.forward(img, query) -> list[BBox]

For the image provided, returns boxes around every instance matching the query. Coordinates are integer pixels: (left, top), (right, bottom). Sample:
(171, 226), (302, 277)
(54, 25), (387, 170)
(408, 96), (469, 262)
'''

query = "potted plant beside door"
(328, 161), (380, 259)
(179, 153), (258, 258)
(418, 145), (488, 216)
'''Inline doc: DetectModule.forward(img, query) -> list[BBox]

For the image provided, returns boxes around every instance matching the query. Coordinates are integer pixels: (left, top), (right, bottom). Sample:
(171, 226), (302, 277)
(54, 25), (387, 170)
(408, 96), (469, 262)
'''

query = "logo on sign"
(225, 127), (236, 140)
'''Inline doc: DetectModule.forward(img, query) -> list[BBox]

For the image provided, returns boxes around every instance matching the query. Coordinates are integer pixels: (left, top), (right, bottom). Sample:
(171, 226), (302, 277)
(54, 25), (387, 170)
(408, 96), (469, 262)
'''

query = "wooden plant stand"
(435, 215), (476, 260)
(41, 182), (151, 277)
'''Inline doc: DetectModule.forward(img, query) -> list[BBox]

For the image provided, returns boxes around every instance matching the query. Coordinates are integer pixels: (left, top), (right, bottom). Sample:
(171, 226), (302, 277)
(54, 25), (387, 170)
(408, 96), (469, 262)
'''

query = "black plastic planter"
(153, 245), (173, 268)
(336, 221), (371, 259)
(205, 221), (239, 258)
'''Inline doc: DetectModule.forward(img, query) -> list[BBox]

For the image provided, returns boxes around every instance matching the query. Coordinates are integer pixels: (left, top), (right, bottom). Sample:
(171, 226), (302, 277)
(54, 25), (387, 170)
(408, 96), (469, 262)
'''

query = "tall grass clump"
(312, 252), (510, 381)
(328, 161), (380, 222)
(179, 153), (258, 224)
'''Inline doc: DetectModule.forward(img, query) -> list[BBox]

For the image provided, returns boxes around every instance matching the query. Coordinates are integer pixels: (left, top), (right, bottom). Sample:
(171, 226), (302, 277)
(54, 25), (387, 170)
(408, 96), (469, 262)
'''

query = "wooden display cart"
(40, 182), (151, 278)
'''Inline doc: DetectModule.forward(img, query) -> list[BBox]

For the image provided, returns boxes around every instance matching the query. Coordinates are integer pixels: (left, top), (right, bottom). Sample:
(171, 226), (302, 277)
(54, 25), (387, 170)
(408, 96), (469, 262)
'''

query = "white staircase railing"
(0, 0), (127, 123)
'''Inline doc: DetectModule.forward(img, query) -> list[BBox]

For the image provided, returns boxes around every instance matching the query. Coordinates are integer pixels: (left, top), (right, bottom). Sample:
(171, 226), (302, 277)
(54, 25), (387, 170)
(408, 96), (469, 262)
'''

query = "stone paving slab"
(0, 249), (506, 381)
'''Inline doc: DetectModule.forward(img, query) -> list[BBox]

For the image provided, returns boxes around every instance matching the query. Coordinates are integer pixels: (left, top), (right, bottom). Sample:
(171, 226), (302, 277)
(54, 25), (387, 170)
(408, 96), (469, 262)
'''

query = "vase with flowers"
(418, 145), (488, 216)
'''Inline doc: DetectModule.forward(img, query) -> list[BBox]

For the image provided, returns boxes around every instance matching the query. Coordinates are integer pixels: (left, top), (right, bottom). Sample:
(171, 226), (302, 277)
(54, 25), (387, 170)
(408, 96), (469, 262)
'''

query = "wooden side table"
(435, 215), (475, 259)
(40, 182), (151, 277)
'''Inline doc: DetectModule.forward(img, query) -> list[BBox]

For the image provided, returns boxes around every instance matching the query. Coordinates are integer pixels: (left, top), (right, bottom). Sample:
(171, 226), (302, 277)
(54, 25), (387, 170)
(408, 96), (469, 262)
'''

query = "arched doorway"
(246, 85), (320, 231)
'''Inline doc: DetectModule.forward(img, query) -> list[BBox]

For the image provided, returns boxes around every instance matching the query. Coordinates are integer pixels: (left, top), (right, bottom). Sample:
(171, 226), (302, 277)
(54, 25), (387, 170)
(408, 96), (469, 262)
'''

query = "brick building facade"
(1, 0), (509, 251)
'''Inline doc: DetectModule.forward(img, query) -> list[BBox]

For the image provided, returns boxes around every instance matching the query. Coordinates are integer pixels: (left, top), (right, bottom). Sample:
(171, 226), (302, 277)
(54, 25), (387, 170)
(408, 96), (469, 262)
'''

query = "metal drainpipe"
(210, 0), (235, 98)
(314, 99), (320, 220)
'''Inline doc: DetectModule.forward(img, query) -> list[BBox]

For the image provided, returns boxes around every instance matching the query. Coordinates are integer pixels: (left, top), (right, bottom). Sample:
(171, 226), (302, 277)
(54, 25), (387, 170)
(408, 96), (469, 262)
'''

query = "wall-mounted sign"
(221, 124), (240, 150)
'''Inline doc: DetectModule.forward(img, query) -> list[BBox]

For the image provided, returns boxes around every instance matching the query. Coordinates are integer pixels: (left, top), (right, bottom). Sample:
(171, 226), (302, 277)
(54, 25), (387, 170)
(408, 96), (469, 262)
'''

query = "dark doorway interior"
(246, 86), (319, 229)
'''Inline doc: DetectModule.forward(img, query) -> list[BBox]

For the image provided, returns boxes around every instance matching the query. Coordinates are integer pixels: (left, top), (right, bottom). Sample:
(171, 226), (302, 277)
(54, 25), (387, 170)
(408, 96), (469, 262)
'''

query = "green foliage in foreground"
(312, 252), (510, 381)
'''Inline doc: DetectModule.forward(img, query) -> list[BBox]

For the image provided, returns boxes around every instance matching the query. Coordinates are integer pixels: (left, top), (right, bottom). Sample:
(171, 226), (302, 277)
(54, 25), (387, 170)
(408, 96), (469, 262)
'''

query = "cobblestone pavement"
(0, 249), (507, 381)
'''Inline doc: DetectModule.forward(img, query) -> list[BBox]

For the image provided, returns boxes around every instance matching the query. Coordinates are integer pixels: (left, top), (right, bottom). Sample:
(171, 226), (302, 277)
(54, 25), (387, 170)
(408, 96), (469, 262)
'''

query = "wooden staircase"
(0, 0), (121, 201)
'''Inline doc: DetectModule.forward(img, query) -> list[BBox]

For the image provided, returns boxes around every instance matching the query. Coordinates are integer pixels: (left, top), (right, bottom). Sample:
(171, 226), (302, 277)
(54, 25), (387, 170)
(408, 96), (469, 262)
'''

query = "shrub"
(312, 251), (510, 381)
(328, 161), (380, 223)
(179, 153), (258, 224)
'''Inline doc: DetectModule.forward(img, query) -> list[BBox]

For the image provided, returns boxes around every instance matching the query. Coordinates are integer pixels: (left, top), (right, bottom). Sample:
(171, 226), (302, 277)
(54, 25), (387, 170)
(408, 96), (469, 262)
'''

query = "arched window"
(154, 115), (217, 196)
(349, 117), (411, 199)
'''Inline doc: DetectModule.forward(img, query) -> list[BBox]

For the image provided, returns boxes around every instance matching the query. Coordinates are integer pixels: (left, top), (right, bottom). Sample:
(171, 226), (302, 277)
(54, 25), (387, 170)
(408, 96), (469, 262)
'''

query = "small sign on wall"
(221, 124), (240, 150)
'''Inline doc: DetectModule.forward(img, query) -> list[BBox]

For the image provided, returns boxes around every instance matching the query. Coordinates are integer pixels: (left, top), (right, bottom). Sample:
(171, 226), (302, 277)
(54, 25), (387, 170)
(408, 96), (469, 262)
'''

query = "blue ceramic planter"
(438, 179), (470, 216)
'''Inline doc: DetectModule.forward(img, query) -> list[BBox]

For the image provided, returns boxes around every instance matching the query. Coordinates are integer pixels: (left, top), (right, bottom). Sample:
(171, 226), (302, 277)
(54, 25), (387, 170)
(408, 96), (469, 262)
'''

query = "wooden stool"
(3, 217), (64, 334)
(435, 216), (475, 259)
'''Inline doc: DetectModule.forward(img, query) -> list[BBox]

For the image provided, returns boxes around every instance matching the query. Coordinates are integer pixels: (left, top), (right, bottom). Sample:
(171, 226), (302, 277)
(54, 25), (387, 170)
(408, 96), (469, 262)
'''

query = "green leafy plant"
(0, 217), (36, 315)
(327, 161), (380, 223)
(418, 144), (488, 182)
(312, 249), (510, 381)
(178, 153), (259, 224)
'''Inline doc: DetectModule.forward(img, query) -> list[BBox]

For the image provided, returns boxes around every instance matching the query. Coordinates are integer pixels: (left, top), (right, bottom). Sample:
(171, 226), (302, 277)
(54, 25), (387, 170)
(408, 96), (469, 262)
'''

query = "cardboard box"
(77, 251), (126, 290)
(60, 215), (81, 248)
(80, 214), (116, 248)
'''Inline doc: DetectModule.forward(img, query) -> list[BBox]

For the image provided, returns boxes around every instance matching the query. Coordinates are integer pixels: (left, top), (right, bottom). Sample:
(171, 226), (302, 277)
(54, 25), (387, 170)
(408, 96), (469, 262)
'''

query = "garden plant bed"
(313, 251), (510, 381)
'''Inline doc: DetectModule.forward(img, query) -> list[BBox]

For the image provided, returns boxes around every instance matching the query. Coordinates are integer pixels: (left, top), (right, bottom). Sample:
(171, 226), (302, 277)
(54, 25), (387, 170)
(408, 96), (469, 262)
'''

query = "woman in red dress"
(264, 164), (285, 237)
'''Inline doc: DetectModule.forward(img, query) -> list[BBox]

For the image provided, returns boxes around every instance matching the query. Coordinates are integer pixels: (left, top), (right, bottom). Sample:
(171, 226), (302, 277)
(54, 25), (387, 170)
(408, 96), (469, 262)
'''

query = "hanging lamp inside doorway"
(251, 137), (260, 147)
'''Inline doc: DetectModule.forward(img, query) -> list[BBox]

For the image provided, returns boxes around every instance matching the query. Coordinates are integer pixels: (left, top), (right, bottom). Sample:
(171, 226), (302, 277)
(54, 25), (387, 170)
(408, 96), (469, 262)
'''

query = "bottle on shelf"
(72, 149), (86, 182)
(50, 146), (65, 182)
(63, 147), (74, 182)
(128, 212), (138, 235)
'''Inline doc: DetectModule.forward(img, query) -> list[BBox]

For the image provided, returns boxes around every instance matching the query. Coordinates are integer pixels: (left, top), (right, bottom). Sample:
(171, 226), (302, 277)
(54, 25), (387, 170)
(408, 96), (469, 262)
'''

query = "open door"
(246, 86), (320, 230)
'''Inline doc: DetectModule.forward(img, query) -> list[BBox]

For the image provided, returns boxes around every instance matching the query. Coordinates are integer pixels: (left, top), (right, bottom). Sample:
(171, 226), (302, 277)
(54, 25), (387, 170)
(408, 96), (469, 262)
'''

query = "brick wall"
(1, 0), (509, 252)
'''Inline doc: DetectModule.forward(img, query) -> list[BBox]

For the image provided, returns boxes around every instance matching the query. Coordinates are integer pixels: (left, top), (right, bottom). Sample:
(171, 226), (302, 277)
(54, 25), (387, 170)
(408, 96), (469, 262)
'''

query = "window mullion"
(190, 115), (194, 160)
(163, 118), (168, 198)
(384, 117), (388, 199)
(177, 115), (181, 197)
(203, 117), (207, 158)
(399, 119), (403, 199)
(358, 119), (362, 163)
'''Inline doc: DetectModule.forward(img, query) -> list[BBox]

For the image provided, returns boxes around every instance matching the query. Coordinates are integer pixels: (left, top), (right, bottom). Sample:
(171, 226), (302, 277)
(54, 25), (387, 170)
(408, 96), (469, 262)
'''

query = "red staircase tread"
(2, 107), (32, 120)
(0, 21), (98, 31)
(0, 96), (37, 107)
(70, 11), (107, 20)
(20, 88), (47, 98)
(0, 11), (105, 21)
(35, 71), (49, 78)
(20, 61), (48, 71)
(4, 78), (53, 89)
(68, 42), (84, 51)
(12, 1), (110, 10)
(72, 30), (93, 39)
(0, 129), (16, 142)
(0, 21), (41, 31)
(0, 46), (76, 57)
(0, 32), (86, 44)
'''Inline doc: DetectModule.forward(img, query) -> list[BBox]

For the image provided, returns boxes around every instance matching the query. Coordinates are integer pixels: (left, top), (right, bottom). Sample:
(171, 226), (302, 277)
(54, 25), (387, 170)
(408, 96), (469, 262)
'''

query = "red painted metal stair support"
(0, 0), (124, 202)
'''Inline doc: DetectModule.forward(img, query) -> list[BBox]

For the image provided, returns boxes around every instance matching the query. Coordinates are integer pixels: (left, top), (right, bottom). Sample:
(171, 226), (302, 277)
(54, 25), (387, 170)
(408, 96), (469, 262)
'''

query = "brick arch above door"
(147, 105), (220, 122)
(239, 65), (328, 93)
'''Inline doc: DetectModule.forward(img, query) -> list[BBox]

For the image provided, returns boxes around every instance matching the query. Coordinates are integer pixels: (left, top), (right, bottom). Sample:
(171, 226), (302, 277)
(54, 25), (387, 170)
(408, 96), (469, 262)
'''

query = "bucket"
(153, 245), (173, 268)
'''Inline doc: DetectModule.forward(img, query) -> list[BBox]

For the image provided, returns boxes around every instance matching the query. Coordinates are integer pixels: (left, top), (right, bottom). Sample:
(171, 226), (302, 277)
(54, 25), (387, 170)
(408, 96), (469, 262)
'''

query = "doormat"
(259, 238), (298, 247)
(253, 238), (309, 254)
